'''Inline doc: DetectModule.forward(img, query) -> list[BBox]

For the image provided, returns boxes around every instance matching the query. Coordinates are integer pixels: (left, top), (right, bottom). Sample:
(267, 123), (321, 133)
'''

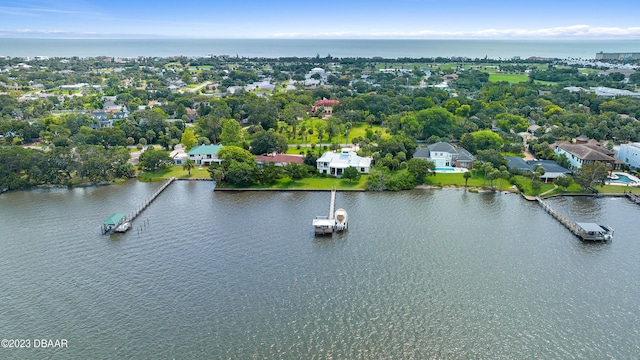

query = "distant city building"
(563, 86), (640, 98)
(596, 52), (640, 61)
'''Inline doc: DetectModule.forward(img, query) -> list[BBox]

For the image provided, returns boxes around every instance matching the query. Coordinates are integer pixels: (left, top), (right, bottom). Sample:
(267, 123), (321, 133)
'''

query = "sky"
(1, 0), (640, 39)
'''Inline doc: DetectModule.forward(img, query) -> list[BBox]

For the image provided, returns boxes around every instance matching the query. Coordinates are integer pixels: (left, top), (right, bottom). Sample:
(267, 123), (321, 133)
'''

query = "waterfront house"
(171, 147), (187, 165)
(554, 138), (622, 170)
(413, 142), (475, 168)
(187, 144), (222, 166)
(316, 148), (372, 177)
(506, 157), (572, 183)
(616, 142), (640, 169)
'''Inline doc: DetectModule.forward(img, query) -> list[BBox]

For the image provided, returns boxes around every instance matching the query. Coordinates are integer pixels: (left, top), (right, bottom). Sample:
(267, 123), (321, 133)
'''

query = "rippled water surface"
(1, 181), (639, 358)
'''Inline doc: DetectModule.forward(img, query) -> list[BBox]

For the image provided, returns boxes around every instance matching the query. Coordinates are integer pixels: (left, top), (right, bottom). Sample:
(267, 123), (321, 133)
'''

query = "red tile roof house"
(255, 153), (305, 167)
(185, 108), (197, 122)
(312, 99), (341, 117)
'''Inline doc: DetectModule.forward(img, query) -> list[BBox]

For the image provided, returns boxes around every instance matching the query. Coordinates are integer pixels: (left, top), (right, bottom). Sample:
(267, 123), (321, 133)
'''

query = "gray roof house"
(506, 157), (571, 183)
(413, 142), (475, 168)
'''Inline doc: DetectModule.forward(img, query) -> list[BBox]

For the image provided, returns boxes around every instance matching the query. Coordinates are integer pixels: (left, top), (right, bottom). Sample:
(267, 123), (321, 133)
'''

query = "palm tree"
(463, 171), (472, 189)
(182, 158), (195, 176)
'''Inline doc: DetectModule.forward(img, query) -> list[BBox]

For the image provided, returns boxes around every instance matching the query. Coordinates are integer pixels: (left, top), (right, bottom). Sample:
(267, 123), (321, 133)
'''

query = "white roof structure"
(317, 148), (372, 170)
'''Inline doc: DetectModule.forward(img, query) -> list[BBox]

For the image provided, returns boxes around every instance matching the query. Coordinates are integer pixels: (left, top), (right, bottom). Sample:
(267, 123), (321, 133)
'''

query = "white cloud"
(2, 24), (640, 39)
(0, 6), (83, 16)
(267, 25), (640, 39)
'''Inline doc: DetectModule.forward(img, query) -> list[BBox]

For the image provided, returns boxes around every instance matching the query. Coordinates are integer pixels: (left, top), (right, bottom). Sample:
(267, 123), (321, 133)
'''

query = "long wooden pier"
(536, 197), (582, 238)
(328, 188), (336, 221)
(126, 177), (176, 223)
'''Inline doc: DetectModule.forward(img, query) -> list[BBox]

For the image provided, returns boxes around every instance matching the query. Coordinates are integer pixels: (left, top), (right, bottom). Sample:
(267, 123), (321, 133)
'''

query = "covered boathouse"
(102, 213), (126, 234)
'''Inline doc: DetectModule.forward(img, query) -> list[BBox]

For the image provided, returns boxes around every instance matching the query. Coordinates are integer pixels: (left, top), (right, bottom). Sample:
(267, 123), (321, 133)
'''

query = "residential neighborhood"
(2, 53), (640, 193)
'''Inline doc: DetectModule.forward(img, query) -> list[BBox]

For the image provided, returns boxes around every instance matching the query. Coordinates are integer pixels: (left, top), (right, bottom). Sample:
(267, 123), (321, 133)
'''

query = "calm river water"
(1, 180), (639, 359)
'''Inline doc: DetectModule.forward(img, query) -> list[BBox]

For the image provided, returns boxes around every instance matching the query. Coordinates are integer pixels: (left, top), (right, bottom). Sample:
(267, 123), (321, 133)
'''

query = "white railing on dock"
(329, 188), (336, 220)
(536, 197), (580, 237)
(126, 177), (175, 223)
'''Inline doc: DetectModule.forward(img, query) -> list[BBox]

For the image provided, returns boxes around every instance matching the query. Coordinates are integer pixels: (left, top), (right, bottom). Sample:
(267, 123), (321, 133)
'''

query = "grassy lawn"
(284, 120), (388, 145)
(136, 165), (637, 195)
(488, 74), (530, 83)
(164, 62), (183, 69)
(598, 184), (636, 194)
(533, 80), (557, 86)
(240, 175), (367, 190)
(137, 166), (211, 181)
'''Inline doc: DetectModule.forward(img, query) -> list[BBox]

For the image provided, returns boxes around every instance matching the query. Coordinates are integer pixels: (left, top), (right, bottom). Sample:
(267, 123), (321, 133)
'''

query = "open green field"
(533, 80), (558, 86)
(164, 62), (183, 69)
(488, 74), (530, 83)
(284, 120), (388, 145)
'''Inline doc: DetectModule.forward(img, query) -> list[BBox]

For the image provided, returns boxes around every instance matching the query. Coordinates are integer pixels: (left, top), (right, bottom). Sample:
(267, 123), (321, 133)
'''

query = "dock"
(328, 188), (336, 222)
(312, 189), (347, 235)
(536, 196), (613, 241)
(127, 177), (175, 223)
(625, 191), (640, 205)
(102, 177), (175, 234)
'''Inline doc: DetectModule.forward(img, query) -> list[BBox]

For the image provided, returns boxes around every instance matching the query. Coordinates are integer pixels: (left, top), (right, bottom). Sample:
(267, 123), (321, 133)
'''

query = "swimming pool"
(435, 167), (456, 172)
(608, 174), (634, 183)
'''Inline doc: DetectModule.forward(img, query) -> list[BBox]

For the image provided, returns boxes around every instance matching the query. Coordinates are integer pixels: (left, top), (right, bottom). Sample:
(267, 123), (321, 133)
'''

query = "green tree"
(406, 158), (435, 184)
(225, 161), (255, 186)
(342, 166), (361, 183)
(249, 129), (288, 155)
(416, 107), (455, 139)
(283, 162), (310, 182)
(469, 130), (503, 152)
(138, 149), (172, 171)
(556, 153), (571, 169)
(255, 162), (283, 185)
(209, 167), (225, 182)
(182, 158), (195, 175)
(476, 149), (505, 168)
(573, 162), (609, 192)
(554, 175), (573, 190)
(217, 146), (256, 170)
(220, 118), (244, 146)
(181, 127), (198, 151)
(463, 171), (472, 188)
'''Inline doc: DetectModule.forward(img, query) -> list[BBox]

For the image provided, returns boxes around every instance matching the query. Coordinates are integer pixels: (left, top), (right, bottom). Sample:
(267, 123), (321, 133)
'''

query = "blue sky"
(1, 0), (639, 39)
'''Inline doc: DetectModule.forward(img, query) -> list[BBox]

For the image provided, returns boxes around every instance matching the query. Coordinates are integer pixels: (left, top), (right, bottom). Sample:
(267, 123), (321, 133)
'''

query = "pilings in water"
(536, 197), (581, 238)
(126, 177), (176, 223)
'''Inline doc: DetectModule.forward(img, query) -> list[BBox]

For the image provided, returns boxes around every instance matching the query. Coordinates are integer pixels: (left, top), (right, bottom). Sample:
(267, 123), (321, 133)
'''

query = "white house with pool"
(413, 142), (474, 170)
(316, 148), (372, 177)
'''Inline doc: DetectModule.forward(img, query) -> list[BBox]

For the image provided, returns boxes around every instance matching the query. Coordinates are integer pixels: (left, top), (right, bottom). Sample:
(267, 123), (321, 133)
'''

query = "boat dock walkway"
(328, 188), (336, 221)
(625, 191), (640, 205)
(102, 177), (175, 234)
(126, 177), (175, 223)
(536, 196), (582, 238)
(312, 189), (343, 235)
